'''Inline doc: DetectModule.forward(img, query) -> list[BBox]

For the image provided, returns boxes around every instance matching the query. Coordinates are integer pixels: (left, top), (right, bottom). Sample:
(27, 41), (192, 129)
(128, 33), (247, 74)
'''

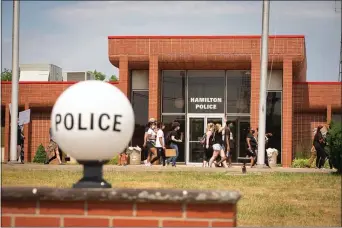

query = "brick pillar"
(24, 102), (31, 162)
(4, 104), (10, 162)
(148, 56), (160, 120)
(118, 56), (130, 99)
(250, 55), (260, 129)
(282, 57), (293, 168)
(327, 104), (332, 124)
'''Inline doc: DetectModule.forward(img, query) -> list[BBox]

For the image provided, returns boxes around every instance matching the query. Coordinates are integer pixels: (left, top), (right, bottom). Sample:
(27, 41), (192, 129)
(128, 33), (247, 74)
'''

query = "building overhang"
(108, 35), (306, 69)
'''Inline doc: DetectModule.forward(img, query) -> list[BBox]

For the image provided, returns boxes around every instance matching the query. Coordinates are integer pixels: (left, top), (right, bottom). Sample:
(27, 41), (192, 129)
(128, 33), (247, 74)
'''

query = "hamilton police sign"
(188, 97), (224, 113)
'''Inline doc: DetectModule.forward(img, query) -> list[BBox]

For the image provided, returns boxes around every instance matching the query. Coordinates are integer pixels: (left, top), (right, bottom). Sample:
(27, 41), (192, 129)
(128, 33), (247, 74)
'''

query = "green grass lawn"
(2, 168), (341, 227)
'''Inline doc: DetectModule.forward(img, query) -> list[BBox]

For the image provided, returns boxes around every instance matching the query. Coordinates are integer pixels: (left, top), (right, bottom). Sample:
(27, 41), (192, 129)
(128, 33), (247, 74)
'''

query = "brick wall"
(292, 82), (342, 158)
(1, 82), (120, 162)
(108, 35), (306, 66)
(148, 56), (159, 119)
(293, 82), (342, 110)
(282, 58), (293, 167)
(293, 112), (327, 156)
(29, 109), (52, 161)
(250, 55), (260, 130)
(1, 187), (240, 227)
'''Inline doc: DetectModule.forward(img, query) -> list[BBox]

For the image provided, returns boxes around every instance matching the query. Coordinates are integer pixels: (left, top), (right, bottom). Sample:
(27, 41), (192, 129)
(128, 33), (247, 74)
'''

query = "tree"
(109, 74), (118, 82)
(87, 70), (106, 81)
(33, 144), (46, 163)
(1, 68), (12, 81)
(326, 121), (342, 173)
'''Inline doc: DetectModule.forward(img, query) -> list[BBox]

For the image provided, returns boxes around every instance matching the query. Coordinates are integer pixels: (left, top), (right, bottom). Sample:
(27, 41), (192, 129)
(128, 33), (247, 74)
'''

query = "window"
(162, 71), (185, 113)
(132, 70), (149, 90)
(267, 70), (283, 91)
(226, 71), (251, 114)
(266, 92), (282, 164)
(187, 70), (225, 113)
(131, 91), (149, 148)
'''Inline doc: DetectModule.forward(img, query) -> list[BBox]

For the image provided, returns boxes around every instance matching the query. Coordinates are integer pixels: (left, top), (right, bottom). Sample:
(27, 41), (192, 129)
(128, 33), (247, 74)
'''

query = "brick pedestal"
(1, 187), (240, 227)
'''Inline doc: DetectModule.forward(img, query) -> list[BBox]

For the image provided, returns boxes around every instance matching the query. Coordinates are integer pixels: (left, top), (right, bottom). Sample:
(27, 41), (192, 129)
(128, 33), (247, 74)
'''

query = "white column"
(10, 0), (20, 162)
(257, 0), (270, 166)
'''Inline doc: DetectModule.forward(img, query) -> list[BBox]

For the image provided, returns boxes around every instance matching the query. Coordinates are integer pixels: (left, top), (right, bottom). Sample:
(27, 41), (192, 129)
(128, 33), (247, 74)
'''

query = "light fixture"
(174, 98), (184, 109)
(51, 81), (135, 188)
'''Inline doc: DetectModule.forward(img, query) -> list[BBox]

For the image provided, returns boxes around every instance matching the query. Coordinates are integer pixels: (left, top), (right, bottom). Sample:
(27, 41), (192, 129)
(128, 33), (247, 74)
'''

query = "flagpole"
(257, 0), (270, 167)
(9, 0), (20, 162)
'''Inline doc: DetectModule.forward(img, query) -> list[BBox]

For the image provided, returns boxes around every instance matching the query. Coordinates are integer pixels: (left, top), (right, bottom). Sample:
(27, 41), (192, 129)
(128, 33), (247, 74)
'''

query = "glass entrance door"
(186, 115), (224, 164)
(188, 117), (205, 163)
(225, 116), (250, 162)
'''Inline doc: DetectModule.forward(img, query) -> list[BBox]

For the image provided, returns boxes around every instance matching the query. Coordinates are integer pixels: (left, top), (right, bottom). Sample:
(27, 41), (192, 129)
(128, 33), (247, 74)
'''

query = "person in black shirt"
(17, 124), (24, 163)
(256, 128), (271, 168)
(166, 122), (182, 167)
(246, 128), (257, 168)
(313, 125), (326, 169)
(219, 121), (234, 167)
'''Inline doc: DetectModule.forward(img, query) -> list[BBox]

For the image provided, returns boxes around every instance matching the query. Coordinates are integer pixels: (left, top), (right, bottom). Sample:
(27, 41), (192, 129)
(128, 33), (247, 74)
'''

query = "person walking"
(219, 121), (234, 167)
(209, 123), (228, 168)
(166, 122), (182, 167)
(313, 125), (326, 169)
(150, 122), (166, 166)
(17, 123), (24, 163)
(246, 128), (258, 168)
(256, 128), (271, 168)
(202, 123), (214, 167)
(44, 128), (62, 165)
(143, 118), (156, 160)
(143, 121), (157, 166)
(306, 127), (318, 168)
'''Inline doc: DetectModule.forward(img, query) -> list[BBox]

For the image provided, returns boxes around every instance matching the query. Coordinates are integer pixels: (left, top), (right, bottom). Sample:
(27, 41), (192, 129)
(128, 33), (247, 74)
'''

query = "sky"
(1, 1), (341, 81)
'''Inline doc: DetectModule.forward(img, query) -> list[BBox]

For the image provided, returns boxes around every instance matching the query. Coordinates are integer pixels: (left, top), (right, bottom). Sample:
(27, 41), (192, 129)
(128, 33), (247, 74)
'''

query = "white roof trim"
(19, 70), (50, 81)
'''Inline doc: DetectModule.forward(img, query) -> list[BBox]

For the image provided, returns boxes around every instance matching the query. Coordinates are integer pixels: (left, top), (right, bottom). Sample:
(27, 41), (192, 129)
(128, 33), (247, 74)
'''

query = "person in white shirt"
(150, 122), (166, 166)
(143, 122), (157, 166)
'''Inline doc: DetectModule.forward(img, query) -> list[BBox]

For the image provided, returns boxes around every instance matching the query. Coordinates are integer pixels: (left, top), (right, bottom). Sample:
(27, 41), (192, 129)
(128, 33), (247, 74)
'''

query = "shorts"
(246, 148), (257, 157)
(213, 144), (223, 151)
(46, 141), (58, 153)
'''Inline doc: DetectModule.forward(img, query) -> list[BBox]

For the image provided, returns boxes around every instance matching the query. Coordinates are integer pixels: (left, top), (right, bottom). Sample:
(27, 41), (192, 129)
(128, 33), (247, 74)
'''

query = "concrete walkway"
(2, 163), (336, 174)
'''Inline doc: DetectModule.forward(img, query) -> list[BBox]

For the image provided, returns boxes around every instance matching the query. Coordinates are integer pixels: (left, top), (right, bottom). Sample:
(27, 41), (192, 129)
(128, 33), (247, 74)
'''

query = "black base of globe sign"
(73, 160), (112, 188)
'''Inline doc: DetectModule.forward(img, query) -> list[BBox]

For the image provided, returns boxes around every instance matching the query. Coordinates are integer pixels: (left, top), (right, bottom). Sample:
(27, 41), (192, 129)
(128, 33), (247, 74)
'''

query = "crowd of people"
(142, 118), (182, 167)
(139, 117), (275, 168)
(201, 119), (272, 168)
(15, 118), (333, 170)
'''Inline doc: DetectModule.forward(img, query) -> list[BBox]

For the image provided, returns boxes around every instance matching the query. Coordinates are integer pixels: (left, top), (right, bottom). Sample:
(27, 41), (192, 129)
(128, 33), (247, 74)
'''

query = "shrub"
(326, 121), (342, 173)
(294, 151), (310, 159)
(294, 142), (312, 159)
(291, 158), (330, 169)
(291, 158), (309, 168)
(33, 144), (46, 163)
(106, 155), (119, 165)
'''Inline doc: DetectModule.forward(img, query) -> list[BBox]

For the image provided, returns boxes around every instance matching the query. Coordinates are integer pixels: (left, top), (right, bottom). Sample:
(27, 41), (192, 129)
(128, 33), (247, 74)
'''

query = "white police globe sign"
(51, 81), (135, 161)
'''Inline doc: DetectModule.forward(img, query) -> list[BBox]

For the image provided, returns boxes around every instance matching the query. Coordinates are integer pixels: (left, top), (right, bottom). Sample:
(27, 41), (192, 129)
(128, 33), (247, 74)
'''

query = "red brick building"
(1, 35), (341, 167)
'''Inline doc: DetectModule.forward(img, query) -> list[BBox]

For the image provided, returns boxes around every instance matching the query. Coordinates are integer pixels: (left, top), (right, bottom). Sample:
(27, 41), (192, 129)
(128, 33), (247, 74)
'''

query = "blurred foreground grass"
(2, 168), (341, 227)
